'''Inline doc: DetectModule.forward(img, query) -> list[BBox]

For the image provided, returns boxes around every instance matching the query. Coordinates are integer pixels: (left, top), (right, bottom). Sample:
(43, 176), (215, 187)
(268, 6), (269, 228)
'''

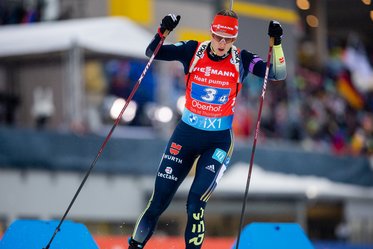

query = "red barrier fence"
(94, 235), (235, 249)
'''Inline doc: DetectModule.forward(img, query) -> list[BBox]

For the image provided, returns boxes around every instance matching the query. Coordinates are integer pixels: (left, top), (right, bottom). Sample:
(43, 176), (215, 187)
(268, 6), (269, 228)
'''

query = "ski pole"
(43, 31), (169, 249)
(235, 36), (275, 249)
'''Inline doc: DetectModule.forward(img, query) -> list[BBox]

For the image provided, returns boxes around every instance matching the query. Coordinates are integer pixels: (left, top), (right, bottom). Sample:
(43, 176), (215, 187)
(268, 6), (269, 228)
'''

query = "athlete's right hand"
(159, 14), (181, 36)
(268, 20), (283, 45)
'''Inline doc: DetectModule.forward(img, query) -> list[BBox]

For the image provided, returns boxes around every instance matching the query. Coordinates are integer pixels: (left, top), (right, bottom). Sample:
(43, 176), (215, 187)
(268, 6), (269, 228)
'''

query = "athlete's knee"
(145, 198), (169, 218)
(186, 193), (206, 216)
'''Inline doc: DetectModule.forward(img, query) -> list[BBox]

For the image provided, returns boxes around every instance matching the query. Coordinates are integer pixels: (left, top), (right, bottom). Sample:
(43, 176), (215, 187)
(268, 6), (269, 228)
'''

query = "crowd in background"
(231, 41), (373, 157)
(0, 0), (69, 25)
(0, 1), (372, 157)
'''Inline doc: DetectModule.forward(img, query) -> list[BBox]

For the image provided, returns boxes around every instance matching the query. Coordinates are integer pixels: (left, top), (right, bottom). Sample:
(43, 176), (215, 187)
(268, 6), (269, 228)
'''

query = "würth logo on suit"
(170, 142), (182, 155)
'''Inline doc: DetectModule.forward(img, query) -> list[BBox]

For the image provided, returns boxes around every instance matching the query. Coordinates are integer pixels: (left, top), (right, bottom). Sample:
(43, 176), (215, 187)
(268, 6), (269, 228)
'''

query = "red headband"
(211, 15), (239, 38)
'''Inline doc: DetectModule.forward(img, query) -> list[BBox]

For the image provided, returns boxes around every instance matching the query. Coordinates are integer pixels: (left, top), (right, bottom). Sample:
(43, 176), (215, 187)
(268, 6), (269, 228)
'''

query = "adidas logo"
(205, 164), (215, 173)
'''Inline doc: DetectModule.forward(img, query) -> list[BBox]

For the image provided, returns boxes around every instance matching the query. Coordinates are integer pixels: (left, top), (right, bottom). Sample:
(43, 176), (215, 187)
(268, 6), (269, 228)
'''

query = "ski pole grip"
(269, 37), (275, 47)
(163, 30), (170, 37)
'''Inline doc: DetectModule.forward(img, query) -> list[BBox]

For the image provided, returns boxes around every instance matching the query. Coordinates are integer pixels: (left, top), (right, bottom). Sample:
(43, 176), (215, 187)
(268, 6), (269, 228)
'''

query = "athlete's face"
(210, 32), (236, 56)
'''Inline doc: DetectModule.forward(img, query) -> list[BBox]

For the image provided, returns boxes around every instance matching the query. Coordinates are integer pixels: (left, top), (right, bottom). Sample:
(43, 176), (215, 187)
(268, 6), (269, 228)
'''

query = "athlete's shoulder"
(173, 40), (199, 56)
(173, 40), (198, 47)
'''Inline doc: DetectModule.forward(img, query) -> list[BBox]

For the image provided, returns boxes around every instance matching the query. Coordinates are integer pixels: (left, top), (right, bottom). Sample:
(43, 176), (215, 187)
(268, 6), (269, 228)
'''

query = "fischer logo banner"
(196, 43), (208, 59)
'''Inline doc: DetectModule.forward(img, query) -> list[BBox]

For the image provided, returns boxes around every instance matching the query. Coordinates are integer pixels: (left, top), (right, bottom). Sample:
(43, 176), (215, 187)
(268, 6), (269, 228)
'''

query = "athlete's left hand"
(268, 20), (283, 45)
(160, 14), (181, 35)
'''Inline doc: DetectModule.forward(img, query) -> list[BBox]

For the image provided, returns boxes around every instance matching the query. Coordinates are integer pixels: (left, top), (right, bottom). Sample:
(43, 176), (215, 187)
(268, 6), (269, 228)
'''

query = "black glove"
(268, 20), (283, 45)
(159, 14), (181, 35)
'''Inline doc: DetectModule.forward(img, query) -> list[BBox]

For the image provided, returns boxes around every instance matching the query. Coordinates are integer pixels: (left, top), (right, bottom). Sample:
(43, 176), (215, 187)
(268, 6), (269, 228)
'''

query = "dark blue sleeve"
(240, 49), (267, 80)
(240, 49), (283, 82)
(145, 34), (198, 74)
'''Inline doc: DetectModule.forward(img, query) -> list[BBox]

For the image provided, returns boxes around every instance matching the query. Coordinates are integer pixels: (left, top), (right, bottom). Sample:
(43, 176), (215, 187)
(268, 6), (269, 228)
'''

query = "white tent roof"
(0, 16), (154, 58)
(179, 163), (373, 200)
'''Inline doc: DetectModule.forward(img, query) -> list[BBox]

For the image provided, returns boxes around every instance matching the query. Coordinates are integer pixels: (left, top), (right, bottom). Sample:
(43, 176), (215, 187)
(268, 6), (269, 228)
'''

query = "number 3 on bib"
(201, 88), (217, 102)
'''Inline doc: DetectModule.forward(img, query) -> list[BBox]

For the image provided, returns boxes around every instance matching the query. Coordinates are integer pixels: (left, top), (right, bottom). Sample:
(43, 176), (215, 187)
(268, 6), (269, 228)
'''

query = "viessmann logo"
(212, 24), (235, 31)
(193, 66), (235, 77)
